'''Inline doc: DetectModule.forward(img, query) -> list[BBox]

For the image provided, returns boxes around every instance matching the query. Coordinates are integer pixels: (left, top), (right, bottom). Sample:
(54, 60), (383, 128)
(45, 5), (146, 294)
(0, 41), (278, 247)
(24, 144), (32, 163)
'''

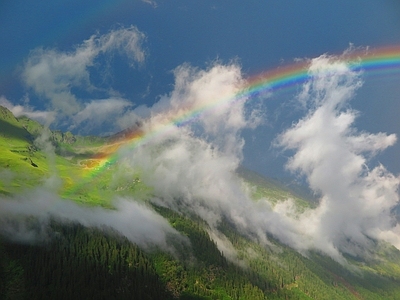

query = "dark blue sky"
(1, 0), (400, 178)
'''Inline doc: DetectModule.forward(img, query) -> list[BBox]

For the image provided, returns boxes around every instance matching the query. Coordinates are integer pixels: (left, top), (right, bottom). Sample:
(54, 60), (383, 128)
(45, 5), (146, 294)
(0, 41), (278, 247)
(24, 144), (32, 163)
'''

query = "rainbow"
(66, 45), (400, 193)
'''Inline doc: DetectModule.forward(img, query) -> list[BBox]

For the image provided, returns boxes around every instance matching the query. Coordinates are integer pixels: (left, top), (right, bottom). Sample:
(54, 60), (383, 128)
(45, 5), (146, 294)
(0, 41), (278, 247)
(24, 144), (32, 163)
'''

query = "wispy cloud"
(142, 0), (157, 8)
(0, 96), (55, 125)
(70, 98), (135, 135)
(21, 26), (146, 132)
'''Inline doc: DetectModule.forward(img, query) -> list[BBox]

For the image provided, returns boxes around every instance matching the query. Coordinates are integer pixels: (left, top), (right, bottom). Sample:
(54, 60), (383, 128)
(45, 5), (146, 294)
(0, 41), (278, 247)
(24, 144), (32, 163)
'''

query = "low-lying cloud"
(0, 179), (184, 251)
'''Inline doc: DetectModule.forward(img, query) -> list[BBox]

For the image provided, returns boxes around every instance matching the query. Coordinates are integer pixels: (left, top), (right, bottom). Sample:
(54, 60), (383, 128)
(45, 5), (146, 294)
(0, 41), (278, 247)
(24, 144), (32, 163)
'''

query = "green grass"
(0, 105), (151, 206)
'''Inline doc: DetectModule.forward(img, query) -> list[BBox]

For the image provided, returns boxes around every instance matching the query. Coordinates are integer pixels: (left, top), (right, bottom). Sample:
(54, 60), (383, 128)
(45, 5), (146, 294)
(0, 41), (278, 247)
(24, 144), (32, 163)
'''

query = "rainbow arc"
(68, 45), (400, 188)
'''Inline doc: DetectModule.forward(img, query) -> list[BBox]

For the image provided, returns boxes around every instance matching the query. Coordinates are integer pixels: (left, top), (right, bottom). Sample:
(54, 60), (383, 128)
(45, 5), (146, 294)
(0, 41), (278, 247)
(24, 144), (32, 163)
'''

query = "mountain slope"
(0, 106), (149, 204)
(1, 107), (400, 299)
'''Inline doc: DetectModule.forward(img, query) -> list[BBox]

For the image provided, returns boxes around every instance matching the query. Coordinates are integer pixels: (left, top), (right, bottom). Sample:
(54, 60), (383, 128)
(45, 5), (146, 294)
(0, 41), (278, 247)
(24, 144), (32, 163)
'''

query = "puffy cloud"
(277, 54), (400, 260)
(21, 26), (146, 117)
(123, 63), (251, 219)
(147, 63), (256, 157)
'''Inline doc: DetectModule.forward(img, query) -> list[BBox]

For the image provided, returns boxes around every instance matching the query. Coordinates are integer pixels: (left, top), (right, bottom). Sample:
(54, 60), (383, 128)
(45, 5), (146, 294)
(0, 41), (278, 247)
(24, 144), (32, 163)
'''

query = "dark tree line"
(0, 223), (173, 300)
(1, 209), (400, 300)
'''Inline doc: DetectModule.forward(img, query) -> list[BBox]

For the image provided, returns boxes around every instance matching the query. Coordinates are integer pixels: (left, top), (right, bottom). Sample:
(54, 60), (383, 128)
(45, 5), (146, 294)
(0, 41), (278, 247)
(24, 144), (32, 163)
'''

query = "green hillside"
(1, 106), (400, 299)
(0, 106), (149, 206)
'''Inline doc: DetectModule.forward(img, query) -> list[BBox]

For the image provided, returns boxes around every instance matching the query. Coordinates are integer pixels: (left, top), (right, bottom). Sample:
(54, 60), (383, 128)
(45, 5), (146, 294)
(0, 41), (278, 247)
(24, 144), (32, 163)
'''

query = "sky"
(2, 0), (400, 262)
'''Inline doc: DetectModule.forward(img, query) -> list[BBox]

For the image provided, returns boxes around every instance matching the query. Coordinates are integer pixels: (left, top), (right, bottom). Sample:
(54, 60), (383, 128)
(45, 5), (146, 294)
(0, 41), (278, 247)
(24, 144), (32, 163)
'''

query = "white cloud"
(276, 54), (400, 260)
(114, 63), (301, 260)
(119, 56), (400, 263)
(22, 26), (146, 117)
(0, 96), (55, 125)
(0, 185), (184, 251)
(70, 98), (137, 135)
(147, 63), (255, 157)
(142, 0), (157, 8)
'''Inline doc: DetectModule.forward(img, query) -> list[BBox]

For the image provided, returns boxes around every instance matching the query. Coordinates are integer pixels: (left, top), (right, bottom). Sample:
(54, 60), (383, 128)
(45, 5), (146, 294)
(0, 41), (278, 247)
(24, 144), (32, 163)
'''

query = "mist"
(0, 177), (185, 252)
